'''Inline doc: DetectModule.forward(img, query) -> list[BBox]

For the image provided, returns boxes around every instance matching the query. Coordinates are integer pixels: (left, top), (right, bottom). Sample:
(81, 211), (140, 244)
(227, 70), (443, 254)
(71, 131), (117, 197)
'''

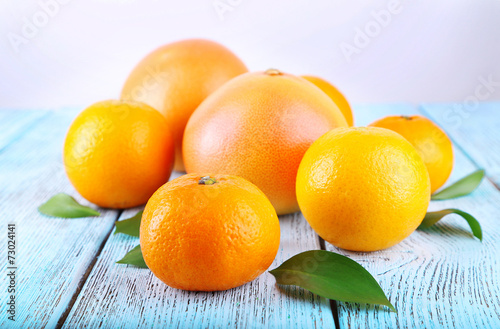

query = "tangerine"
(140, 174), (280, 291)
(63, 100), (174, 208)
(369, 115), (453, 193)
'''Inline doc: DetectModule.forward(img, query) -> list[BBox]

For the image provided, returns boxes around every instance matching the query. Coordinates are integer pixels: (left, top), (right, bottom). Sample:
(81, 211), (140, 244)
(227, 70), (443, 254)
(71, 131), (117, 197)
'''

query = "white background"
(1, 0), (500, 109)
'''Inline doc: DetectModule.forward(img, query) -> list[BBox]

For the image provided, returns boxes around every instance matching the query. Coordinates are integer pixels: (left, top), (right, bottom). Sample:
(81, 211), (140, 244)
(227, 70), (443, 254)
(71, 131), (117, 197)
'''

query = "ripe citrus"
(121, 39), (248, 172)
(140, 174), (280, 291)
(296, 127), (431, 252)
(301, 75), (354, 126)
(183, 69), (348, 215)
(63, 100), (175, 209)
(369, 115), (454, 193)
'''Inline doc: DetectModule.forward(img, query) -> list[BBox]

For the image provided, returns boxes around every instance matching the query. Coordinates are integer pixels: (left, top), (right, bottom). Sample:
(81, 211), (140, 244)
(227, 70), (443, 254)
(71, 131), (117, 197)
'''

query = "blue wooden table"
(1, 104), (499, 328)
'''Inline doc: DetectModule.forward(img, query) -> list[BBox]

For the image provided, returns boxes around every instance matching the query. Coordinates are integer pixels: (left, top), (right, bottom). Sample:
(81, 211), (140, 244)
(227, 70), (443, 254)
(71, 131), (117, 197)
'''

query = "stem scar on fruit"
(265, 68), (283, 76)
(401, 115), (413, 120)
(199, 176), (217, 185)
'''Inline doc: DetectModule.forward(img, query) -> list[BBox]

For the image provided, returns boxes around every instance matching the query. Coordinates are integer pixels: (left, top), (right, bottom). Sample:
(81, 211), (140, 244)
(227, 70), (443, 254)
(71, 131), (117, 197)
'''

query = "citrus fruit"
(296, 127), (431, 252)
(369, 115), (454, 193)
(63, 100), (175, 209)
(302, 75), (354, 126)
(121, 39), (248, 172)
(140, 174), (280, 291)
(183, 69), (348, 215)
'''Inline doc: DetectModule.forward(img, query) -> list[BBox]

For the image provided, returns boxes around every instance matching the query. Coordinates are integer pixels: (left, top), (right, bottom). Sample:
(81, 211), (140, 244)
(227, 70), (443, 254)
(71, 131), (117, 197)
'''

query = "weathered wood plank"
(3, 103), (498, 328)
(63, 171), (335, 328)
(0, 109), (49, 152)
(328, 105), (500, 328)
(420, 103), (500, 189)
(0, 110), (119, 328)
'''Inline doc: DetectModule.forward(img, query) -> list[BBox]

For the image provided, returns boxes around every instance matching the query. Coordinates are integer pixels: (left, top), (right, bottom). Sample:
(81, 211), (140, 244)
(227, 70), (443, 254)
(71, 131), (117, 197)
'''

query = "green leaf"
(269, 250), (396, 312)
(38, 193), (100, 218)
(432, 169), (485, 200)
(114, 211), (142, 237)
(418, 208), (482, 241)
(116, 245), (148, 268)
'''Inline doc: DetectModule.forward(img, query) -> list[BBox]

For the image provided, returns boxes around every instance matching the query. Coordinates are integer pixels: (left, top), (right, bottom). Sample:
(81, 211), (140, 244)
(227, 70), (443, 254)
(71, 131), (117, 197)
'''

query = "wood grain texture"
(0, 110), (119, 328)
(421, 102), (500, 188)
(62, 171), (335, 329)
(0, 109), (49, 152)
(326, 105), (500, 328)
(2, 104), (499, 328)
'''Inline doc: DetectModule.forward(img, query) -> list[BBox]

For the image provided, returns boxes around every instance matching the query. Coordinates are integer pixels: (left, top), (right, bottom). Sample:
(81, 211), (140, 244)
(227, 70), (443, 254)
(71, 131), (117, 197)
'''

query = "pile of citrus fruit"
(63, 38), (454, 291)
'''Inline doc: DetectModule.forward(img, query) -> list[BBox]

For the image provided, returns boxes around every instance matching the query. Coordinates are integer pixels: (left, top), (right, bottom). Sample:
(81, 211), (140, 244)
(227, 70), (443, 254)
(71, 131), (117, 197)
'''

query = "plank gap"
(56, 209), (123, 329)
(319, 236), (340, 329)
(329, 299), (340, 329)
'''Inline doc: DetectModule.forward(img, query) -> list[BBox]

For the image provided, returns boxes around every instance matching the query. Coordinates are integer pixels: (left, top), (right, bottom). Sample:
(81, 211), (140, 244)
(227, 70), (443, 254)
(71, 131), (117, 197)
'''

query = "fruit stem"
(401, 115), (412, 120)
(265, 68), (283, 76)
(199, 176), (217, 185)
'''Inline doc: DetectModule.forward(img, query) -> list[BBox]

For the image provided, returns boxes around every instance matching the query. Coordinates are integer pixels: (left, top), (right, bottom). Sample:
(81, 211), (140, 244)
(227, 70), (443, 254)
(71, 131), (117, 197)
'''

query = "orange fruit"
(182, 69), (348, 215)
(369, 115), (454, 193)
(296, 127), (430, 252)
(140, 174), (280, 291)
(63, 100), (175, 209)
(302, 75), (354, 126)
(121, 39), (248, 172)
